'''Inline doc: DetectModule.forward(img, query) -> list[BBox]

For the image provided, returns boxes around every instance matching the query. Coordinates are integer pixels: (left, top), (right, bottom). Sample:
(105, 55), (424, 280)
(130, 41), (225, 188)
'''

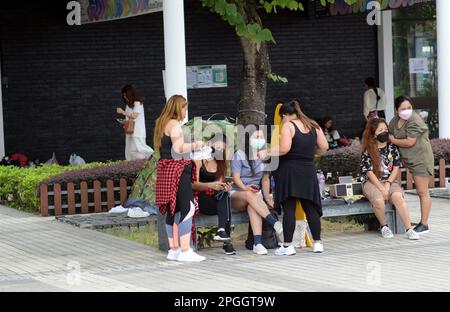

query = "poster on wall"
(162, 65), (228, 95)
(79, 0), (163, 24)
(187, 65), (228, 89)
(409, 58), (429, 74)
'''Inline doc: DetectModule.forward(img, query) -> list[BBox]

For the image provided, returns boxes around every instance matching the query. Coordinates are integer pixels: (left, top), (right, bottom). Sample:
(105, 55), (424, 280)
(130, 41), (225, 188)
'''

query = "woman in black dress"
(259, 100), (329, 255)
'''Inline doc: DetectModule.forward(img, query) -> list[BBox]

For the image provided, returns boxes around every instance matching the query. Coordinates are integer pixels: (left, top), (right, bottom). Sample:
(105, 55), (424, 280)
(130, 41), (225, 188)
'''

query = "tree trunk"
(236, 1), (271, 126)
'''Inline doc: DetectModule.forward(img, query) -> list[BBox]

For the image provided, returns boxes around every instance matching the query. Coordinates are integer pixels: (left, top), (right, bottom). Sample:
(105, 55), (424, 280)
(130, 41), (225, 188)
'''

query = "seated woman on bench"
(192, 135), (236, 255)
(230, 127), (283, 255)
(360, 118), (420, 240)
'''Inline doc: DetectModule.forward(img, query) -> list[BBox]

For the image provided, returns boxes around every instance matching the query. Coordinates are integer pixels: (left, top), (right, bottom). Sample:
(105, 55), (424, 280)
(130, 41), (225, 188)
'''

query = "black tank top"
(160, 134), (173, 159)
(281, 121), (317, 162)
(199, 160), (217, 183)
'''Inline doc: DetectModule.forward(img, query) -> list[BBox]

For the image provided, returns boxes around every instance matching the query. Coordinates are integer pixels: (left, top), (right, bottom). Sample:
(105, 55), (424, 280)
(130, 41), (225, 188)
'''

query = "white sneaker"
(406, 229), (420, 240)
(177, 249), (206, 262)
(381, 226), (394, 239)
(253, 244), (268, 255)
(275, 245), (296, 256)
(313, 242), (324, 253)
(109, 206), (128, 214)
(167, 248), (181, 261)
(127, 208), (150, 218)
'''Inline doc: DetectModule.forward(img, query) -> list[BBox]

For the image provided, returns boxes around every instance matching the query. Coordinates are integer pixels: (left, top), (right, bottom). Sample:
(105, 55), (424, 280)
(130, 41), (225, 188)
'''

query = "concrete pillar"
(437, 0), (450, 138)
(378, 10), (395, 123)
(163, 0), (188, 121)
(0, 56), (5, 158)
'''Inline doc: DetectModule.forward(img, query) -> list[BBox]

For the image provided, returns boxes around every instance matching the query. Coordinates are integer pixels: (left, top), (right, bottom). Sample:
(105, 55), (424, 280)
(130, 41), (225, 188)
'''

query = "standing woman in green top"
(388, 96), (434, 234)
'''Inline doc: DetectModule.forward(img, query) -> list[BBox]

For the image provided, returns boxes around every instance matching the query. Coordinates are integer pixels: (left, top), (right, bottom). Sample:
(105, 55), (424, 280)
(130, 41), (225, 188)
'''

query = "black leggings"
(166, 165), (195, 237)
(198, 192), (231, 236)
(282, 197), (321, 242)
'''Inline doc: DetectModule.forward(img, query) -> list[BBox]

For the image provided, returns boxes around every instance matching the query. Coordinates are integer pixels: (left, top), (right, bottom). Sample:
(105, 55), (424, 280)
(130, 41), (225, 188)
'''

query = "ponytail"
(280, 100), (320, 132)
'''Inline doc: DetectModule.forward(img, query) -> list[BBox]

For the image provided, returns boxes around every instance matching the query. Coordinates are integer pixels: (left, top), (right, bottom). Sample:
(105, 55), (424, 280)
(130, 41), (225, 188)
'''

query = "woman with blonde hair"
(154, 95), (205, 262)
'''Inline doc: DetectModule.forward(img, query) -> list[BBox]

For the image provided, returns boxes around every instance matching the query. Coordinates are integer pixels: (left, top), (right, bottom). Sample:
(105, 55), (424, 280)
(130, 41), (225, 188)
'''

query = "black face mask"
(377, 132), (389, 143)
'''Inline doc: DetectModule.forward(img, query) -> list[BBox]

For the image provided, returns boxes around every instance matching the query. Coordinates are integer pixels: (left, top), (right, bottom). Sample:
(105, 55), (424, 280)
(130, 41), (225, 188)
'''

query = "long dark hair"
(244, 125), (260, 177)
(363, 118), (389, 178)
(279, 99), (320, 131)
(121, 85), (143, 109)
(210, 134), (228, 181)
(321, 116), (334, 132)
(394, 95), (414, 112)
(365, 77), (381, 103)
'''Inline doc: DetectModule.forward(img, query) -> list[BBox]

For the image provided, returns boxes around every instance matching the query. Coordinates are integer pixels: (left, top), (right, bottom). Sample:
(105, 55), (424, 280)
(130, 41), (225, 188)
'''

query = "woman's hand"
(192, 141), (204, 151)
(116, 108), (125, 115)
(389, 134), (395, 143)
(129, 112), (139, 119)
(209, 182), (225, 191)
(258, 149), (270, 160)
(223, 182), (233, 192)
(246, 185), (260, 193)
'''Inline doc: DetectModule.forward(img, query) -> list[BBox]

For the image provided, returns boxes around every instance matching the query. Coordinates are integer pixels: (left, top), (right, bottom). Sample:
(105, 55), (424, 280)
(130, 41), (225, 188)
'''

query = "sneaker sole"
(214, 236), (231, 242)
(415, 230), (430, 234)
(275, 252), (296, 256)
(253, 251), (268, 255)
(177, 258), (206, 262)
(223, 251), (237, 255)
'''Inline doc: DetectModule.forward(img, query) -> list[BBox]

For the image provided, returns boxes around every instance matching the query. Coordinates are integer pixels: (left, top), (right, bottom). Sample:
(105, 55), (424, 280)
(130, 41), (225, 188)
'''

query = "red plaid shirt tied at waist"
(155, 159), (198, 216)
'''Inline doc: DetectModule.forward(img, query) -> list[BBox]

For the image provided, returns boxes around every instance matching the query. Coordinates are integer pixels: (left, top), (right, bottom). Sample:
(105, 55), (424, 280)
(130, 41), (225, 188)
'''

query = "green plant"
(0, 161), (125, 213)
(196, 226), (217, 250)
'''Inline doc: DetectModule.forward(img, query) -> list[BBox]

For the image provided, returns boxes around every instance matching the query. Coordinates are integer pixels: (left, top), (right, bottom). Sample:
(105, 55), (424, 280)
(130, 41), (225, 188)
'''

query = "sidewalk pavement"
(0, 194), (449, 292)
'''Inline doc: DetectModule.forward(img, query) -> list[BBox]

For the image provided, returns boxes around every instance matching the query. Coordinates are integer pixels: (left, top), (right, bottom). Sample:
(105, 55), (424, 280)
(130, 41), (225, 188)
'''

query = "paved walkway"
(1, 194), (449, 292)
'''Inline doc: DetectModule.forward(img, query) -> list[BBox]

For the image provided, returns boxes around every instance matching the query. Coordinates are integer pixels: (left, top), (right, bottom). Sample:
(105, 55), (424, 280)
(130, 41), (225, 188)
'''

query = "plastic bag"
(45, 153), (59, 166)
(69, 154), (86, 166)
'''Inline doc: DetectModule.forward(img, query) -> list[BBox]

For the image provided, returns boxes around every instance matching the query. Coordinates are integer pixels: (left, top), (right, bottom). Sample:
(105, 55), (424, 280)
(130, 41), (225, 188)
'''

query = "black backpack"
(245, 209), (279, 250)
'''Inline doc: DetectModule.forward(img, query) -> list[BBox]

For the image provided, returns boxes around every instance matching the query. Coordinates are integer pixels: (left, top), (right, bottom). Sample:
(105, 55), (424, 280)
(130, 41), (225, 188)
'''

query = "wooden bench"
(157, 198), (404, 251)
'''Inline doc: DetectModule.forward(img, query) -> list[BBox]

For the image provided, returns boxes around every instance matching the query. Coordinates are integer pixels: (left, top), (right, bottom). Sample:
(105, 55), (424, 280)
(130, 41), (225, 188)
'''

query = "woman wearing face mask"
(193, 135), (236, 255)
(361, 118), (420, 240)
(388, 96), (434, 235)
(258, 100), (329, 255)
(231, 127), (283, 255)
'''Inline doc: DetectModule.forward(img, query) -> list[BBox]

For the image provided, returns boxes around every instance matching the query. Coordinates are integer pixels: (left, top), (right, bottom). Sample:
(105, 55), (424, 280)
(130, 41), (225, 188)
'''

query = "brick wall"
(0, 1), (377, 163)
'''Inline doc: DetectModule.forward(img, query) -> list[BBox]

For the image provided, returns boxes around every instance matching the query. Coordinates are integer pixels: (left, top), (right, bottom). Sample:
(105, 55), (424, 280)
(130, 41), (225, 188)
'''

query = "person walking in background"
(361, 118), (420, 240)
(364, 77), (387, 120)
(154, 95), (205, 262)
(389, 96), (434, 235)
(259, 100), (329, 255)
(117, 85), (154, 161)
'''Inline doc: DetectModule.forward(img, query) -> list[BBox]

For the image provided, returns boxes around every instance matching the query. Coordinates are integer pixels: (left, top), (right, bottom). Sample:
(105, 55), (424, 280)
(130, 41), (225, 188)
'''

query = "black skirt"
(274, 159), (322, 216)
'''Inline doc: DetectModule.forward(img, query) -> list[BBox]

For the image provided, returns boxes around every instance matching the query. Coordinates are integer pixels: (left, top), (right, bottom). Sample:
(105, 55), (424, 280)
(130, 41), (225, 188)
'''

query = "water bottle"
(318, 171), (326, 199)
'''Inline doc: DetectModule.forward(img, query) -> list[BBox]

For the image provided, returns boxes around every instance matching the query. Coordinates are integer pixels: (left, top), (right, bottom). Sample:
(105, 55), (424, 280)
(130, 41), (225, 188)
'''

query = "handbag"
(123, 119), (135, 135)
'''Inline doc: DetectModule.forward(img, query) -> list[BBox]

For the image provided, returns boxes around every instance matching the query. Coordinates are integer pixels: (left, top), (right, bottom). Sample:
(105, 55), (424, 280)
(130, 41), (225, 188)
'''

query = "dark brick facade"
(0, 1), (377, 163)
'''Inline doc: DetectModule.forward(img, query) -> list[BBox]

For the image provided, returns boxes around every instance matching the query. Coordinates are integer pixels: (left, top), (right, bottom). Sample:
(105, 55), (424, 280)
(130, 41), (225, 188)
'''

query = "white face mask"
(399, 109), (413, 121)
